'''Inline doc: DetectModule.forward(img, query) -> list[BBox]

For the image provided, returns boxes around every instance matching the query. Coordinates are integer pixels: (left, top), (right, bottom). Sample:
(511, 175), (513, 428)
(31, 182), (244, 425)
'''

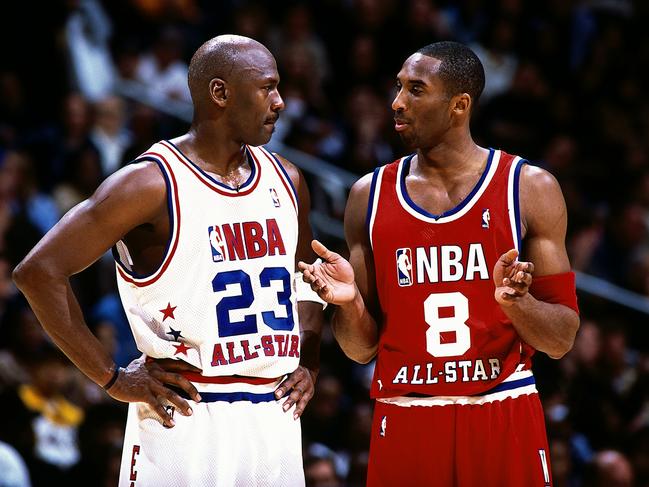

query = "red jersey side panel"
(368, 149), (534, 398)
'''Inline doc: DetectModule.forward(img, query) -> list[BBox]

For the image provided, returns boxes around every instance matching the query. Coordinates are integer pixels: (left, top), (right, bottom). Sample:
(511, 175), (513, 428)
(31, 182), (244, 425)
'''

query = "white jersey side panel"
(115, 141), (300, 378)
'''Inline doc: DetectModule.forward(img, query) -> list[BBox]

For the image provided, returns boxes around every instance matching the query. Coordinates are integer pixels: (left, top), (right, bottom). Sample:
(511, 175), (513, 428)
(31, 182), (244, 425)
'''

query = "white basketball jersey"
(114, 140), (301, 378)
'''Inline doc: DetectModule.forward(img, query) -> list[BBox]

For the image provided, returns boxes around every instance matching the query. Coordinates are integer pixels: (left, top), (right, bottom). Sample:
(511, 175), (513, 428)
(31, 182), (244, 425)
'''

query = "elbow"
(547, 313), (580, 360)
(12, 257), (48, 295)
(347, 345), (378, 365)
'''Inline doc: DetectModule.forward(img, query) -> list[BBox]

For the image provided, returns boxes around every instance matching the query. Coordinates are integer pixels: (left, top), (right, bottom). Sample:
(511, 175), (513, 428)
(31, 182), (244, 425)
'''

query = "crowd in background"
(0, 1), (648, 486)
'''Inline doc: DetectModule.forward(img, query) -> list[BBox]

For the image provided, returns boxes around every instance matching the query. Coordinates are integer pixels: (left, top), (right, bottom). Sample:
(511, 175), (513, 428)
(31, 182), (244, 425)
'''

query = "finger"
(525, 262), (535, 274)
(498, 249), (519, 266)
(156, 371), (202, 403)
(297, 261), (310, 273)
(282, 387), (303, 413)
(148, 395), (175, 427)
(275, 373), (301, 399)
(292, 388), (314, 420)
(311, 240), (337, 262)
(301, 269), (316, 283)
(156, 385), (194, 416)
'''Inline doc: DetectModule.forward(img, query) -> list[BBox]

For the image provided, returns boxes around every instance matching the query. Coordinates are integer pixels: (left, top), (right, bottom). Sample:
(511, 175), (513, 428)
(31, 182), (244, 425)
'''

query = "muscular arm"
(331, 174), (380, 364)
(499, 165), (579, 359)
(13, 161), (167, 385)
(272, 154), (324, 416)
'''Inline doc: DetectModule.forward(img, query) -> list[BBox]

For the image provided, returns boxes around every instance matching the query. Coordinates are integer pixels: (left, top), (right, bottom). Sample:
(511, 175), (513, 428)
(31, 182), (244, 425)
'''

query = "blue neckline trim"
(165, 140), (256, 191)
(399, 148), (495, 220)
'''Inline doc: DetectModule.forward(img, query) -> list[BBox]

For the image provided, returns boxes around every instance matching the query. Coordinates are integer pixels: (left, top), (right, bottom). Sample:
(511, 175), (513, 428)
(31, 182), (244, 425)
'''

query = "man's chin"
(398, 133), (416, 149)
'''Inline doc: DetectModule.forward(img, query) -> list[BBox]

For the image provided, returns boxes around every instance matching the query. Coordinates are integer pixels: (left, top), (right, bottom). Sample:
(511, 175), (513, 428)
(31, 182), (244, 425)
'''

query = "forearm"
(501, 293), (579, 359)
(298, 301), (323, 378)
(13, 262), (116, 385)
(332, 288), (379, 364)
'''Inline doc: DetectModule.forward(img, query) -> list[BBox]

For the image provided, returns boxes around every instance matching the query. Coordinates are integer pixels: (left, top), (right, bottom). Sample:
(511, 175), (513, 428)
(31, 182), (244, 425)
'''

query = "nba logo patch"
(481, 208), (490, 229)
(396, 248), (413, 287)
(269, 188), (281, 207)
(380, 416), (387, 437)
(208, 226), (227, 262)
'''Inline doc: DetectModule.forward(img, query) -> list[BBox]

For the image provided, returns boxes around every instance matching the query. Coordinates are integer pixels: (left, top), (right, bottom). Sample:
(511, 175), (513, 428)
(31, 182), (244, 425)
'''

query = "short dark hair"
(417, 41), (485, 105)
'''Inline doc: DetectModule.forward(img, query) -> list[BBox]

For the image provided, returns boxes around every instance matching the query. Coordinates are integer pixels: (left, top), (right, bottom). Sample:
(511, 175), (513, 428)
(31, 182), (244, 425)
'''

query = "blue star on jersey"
(166, 327), (183, 341)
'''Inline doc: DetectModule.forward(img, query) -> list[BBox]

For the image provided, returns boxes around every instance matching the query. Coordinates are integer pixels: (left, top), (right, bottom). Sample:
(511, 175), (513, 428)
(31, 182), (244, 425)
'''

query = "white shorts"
(118, 381), (304, 486)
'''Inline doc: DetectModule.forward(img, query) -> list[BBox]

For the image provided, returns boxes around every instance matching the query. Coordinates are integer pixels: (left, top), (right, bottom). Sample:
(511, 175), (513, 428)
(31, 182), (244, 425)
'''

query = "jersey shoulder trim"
(507, 156), (526, 252)
(114, 151), (181, 287)
(366, 164), (387, 249)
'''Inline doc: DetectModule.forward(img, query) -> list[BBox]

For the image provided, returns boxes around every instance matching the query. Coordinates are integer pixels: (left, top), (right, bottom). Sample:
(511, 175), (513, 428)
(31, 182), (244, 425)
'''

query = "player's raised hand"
(274, 365), (316, 420)
(493, 249), (534, 306)
(298, 240), (356, 305)
(106, 356), (203, 428)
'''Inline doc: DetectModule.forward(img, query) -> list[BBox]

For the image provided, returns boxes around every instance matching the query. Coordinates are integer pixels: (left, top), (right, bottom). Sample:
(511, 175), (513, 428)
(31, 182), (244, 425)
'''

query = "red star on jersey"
(173, 342), (190, 356)
(160, 303), (177, 321)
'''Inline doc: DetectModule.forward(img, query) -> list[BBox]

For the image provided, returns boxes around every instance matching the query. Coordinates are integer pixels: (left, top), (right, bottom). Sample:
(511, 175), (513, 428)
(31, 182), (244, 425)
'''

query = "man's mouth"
(394, 118), (410, 131)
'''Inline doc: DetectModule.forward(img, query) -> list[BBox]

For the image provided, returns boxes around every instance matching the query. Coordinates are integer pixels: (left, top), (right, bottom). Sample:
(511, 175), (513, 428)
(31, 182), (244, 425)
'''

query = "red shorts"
(367, 375), (552, 487)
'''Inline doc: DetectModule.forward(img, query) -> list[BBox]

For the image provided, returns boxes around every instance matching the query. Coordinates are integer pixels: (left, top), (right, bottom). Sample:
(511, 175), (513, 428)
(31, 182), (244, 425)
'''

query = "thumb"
(311, 239), (336, 262)
(498, 249), (519, 266)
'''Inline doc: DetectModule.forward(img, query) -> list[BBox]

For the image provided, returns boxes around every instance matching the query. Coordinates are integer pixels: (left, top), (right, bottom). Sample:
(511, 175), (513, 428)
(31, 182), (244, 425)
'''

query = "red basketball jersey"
(368, 149), (536, 398)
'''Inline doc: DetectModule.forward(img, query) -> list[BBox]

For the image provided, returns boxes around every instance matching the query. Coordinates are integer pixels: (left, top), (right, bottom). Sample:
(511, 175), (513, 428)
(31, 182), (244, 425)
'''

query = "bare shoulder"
(520, 164), (562, 196)
(87, 159), (167, 221)
(519, 164), (567, 237)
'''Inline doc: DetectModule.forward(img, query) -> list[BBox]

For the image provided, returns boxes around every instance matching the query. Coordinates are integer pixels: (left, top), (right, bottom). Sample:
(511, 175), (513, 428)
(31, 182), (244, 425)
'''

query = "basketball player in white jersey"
(13, 35), (324, 486)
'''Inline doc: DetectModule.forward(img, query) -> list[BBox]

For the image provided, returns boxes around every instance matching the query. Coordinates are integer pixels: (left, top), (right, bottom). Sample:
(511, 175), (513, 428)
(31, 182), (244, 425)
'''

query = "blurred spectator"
(19, 348), (83, 471)
(470, 16), (519, 102)
(89, 95), (133, 176)
(134, 25), (191, 103)
(65, 0), (117, 102)
(52, 142), (103, 215)
(0, 440), (31, 487)
(583, 449), (635, 487)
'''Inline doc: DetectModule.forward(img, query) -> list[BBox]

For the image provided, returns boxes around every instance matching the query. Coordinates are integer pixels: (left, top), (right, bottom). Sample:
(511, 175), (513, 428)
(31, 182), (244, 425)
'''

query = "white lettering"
(425, 362), (438, 384)
(444, 361), (457, 382)
(441, 246), (463, 281)
(411, 364), (424, 384)
(472, 359), (488, 381)
(416, 247), (438, 284)
(466, 243), (489, 280)
(393, 366), (408, 384)
(489, 358), (501, 379)
(458, 360), (472, 382)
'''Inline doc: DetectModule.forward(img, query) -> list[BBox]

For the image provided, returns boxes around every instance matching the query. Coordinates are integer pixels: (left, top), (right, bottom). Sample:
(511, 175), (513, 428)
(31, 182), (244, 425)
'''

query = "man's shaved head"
(188, 34), (273, 105)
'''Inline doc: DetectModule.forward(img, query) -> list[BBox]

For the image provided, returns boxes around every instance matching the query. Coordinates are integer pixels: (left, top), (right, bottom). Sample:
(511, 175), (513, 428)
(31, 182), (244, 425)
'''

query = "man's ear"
(209, 78), (228, 107)
(451, 92), (471, 115)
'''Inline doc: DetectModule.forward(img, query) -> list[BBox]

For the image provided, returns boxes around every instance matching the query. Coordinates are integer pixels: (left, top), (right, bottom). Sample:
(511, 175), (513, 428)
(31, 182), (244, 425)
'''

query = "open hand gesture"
(298, 240), (356, 305)
(493, 249), (534, 307)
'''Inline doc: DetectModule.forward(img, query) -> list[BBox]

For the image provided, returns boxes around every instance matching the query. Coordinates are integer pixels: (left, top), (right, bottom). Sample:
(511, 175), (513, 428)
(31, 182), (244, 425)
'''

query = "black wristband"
(102, 366), (121, 391)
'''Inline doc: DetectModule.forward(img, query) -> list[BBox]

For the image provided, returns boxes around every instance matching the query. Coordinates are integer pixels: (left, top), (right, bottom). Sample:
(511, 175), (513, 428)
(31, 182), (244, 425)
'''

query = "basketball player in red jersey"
(14, 35), (323, 485)
(300, 42), (580, 486)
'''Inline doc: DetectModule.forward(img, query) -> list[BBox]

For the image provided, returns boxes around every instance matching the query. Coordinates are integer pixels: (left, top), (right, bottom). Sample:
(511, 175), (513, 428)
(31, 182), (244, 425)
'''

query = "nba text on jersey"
(396, 243), (489, 287)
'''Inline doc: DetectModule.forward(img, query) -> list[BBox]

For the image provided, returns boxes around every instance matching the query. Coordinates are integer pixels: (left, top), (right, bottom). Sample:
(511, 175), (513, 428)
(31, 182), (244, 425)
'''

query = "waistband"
(377, 367), (537, 408)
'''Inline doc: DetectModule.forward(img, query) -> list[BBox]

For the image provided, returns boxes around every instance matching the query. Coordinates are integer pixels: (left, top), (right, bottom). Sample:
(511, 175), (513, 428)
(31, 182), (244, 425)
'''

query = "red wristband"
(529, 271), (579, 314)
